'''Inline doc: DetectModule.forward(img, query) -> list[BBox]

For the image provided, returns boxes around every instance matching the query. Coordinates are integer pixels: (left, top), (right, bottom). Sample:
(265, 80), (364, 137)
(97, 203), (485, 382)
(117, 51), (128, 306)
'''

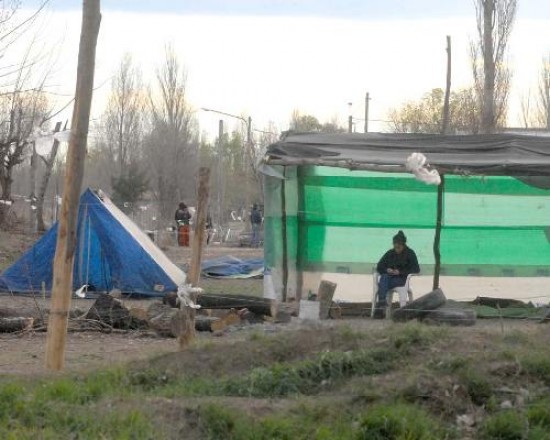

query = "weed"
(223, 348), (397, 397)
(503, 330), (530, 346)
(356, 402), (445, 440)
(389, 322), (442, 351)
(197, 403), (354, 440)
(479, 411), (526, 440)
(460, 368), (493, 406)
(522, 355), (550, 386)
(528, 398), (550, 429)
(430, 355), (470, 373)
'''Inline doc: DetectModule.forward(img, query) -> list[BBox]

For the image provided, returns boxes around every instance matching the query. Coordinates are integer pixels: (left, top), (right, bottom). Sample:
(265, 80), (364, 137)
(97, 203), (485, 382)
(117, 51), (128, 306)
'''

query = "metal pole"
(348, 115), (353, 133)
(364, 92), (370, 133)
(217, 119), (224, 230)
(433, 174), (445, 290)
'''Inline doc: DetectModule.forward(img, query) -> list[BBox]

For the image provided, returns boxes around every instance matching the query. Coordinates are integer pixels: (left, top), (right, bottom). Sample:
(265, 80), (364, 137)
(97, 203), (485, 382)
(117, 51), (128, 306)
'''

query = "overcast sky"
(21, 0), (550, 138)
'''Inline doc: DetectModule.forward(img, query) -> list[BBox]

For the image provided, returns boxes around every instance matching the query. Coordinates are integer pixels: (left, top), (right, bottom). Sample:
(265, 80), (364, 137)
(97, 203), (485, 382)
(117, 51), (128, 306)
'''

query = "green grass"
(197, 402), (355, 440)
(356, 403), (447, 440)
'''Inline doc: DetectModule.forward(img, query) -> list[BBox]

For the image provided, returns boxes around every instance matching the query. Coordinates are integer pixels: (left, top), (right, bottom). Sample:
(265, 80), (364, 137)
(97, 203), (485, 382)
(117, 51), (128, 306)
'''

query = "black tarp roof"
(265, 132), (550, 176)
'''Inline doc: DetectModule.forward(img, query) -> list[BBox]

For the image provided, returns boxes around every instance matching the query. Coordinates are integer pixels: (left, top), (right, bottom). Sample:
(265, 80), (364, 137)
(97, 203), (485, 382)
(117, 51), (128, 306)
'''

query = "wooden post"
(441, 36), (452, 135)
(318, 280), (337, 319)
(177, 167), (210, 350)
(188, 167), (210, 285)
(433, 174), (445, 290)
(45, 0), (101, 371)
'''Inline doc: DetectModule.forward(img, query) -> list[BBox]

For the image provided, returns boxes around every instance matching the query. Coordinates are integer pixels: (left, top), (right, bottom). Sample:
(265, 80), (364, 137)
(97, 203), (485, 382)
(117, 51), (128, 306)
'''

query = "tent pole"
(433, 174), (445, 290)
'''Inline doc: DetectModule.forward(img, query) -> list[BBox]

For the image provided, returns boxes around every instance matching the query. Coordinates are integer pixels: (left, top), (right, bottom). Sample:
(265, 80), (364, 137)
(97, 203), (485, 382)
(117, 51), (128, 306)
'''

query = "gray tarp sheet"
(266, 132), (550, 176)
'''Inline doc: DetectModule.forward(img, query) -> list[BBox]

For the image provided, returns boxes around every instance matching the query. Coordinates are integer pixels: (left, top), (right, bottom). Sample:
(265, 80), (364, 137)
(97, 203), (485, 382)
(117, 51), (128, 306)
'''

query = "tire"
(422, 306), (476, 327)
(392, 288), (446, 322)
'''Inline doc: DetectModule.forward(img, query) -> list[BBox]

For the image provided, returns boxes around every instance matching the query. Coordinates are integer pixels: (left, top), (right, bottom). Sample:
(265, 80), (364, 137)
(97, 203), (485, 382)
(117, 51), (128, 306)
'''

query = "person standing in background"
(175, 202), (191, 247)
(250, 203), (262, 247)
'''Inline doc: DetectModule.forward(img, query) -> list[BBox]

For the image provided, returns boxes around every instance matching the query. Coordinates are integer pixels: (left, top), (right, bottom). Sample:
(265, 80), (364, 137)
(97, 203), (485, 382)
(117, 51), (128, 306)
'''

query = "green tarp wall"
(265, 166), (550, 294)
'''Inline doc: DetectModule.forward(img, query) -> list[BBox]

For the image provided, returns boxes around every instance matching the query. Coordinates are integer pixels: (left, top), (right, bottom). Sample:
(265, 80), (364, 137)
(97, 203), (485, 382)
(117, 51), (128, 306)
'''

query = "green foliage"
(479, 411), (526, 440)
(356, 403), (445, 440)
(389, 322), (441, 351)
(198, 403), (353, 440)
(389, 87), (481, 134)
(111, 162), (149, 212)
(460, 369), (493, 406)
(223, 348), (398, 397)
(522, 354), (550, 386)
(528, 398), (550, 429)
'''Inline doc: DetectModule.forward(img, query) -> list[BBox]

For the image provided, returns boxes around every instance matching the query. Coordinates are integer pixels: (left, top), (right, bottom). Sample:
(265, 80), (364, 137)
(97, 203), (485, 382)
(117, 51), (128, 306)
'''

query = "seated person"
(375, 230), (420, 318)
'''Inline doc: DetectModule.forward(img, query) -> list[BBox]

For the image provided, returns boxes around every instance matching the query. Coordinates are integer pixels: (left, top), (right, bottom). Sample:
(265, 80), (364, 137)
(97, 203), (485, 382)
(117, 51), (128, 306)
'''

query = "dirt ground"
(0, 230), (267, 375)
(0, 229), (548, 379)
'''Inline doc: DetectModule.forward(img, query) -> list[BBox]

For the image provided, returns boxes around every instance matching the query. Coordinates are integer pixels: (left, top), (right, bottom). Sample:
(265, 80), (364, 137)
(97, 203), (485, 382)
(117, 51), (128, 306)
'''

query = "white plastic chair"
(371, 269), (415, 318)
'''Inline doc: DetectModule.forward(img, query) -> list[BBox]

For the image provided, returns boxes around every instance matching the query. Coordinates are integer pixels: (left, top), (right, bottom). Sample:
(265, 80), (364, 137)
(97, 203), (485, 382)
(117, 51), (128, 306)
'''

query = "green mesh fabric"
(264, 166), (550, 279)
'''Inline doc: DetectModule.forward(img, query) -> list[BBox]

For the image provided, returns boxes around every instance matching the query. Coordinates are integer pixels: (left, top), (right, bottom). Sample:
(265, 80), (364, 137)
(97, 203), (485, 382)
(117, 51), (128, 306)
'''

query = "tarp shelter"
(262, 132), (550, 301)
(0, 189), (186, 296)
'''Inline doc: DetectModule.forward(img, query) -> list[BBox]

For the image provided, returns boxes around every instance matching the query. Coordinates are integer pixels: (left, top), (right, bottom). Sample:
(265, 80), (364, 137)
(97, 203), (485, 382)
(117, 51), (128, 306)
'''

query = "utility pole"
(217, 120), (224, 230)
(45, 0), (101, 371)
(441, 36), (452, 135)
(347, 102), (353, 133)
(364, 92), (371, 133)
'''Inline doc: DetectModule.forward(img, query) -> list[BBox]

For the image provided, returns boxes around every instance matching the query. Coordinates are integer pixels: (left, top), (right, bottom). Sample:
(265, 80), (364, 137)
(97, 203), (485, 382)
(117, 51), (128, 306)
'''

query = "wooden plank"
(45, 0), (101, 371)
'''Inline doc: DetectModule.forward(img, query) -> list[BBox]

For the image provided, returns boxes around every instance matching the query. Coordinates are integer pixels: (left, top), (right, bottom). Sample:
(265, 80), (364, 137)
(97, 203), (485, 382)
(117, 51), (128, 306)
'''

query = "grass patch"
(197, 402), (354, 440)
(522, 354), (550, 386)
(479, 411), (526, 440)
(459, 368), (494, 406)
(223, 347), (398, 397)
(356, 402), (447, 440)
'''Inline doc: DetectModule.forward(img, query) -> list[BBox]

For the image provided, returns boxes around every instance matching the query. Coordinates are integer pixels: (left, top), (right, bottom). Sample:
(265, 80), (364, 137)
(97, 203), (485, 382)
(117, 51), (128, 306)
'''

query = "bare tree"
(146, 44), (198, 221)
(537, 54), (550, 130)
(519, 90), (533, 129)
(101, 54), (145, 176)
(471, 0), (517, 133)
(389, 88), (481, 134)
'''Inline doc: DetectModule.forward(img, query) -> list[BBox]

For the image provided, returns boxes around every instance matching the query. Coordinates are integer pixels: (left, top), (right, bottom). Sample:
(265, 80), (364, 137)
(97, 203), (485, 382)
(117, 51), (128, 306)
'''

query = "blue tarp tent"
(0, 189), (186, 296)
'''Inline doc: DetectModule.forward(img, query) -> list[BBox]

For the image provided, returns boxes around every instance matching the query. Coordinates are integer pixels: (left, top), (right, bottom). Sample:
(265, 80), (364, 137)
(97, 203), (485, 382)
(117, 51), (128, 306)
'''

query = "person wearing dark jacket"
(375, 230), (420, 317)
(175, 202), (191, 247)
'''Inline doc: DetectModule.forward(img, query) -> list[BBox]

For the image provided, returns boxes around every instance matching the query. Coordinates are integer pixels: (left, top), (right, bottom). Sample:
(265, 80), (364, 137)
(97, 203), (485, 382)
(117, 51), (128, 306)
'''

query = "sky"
(19, 0), (550, 138)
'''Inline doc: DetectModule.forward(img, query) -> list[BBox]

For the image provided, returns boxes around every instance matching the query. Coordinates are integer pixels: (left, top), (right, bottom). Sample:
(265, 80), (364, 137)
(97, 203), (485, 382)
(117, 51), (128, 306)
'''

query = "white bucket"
(298, 300), (320, 320)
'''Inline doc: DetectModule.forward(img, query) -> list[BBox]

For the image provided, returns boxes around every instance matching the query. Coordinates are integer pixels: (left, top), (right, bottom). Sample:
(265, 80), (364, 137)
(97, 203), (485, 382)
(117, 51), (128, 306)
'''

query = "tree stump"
(318, 280), (337, 319)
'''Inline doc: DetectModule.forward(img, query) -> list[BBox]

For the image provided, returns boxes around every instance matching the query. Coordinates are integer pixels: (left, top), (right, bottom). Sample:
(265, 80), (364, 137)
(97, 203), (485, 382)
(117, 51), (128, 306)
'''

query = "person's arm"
(403, 249), (420, 275)
(376, 251), (391, 274)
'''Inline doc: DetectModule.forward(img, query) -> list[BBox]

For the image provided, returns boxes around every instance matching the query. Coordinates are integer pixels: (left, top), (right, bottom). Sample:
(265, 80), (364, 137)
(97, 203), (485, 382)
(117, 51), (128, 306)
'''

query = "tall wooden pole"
(45, 0), (101, 371)
(364, 92), (370, 133)
(188, 167), (210, 285)
(177, 167), (210, 350)
(441, 36), (452, 135)
(433, 174), (445, 290)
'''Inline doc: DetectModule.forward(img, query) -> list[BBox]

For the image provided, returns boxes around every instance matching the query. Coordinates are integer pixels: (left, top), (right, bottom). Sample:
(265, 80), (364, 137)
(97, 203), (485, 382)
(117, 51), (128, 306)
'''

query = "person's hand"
(387, 268), (396, 275)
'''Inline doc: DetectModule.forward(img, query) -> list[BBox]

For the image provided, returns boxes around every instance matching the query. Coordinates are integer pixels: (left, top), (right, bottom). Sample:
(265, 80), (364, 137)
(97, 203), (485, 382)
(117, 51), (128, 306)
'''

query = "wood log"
(0, 317), (34, 333)
(471, 297), (528, 309)
(84, 293), (132, 329)
(329, 302), (372, 318)
(194, 316), (224, 332)
(318, 280), (337, 319)
(197, 293), (275, 316)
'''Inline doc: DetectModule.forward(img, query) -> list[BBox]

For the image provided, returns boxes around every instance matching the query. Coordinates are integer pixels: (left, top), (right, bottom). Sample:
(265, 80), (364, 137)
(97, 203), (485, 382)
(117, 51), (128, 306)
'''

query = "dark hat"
(393, 230), (407, 244)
